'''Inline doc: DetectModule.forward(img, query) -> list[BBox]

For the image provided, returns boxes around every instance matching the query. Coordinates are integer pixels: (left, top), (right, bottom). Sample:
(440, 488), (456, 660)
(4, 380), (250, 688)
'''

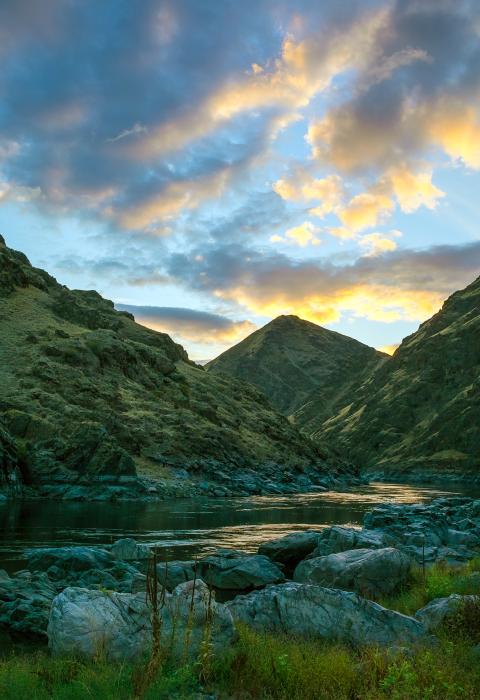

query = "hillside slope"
(320, 276), (480, 477)
(207, 315), (383, 420)
(0, 236), (350, 499)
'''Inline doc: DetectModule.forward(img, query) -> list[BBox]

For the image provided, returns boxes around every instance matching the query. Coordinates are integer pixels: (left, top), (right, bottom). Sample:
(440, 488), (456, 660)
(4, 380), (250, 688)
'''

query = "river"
(1, 481), (479, 573)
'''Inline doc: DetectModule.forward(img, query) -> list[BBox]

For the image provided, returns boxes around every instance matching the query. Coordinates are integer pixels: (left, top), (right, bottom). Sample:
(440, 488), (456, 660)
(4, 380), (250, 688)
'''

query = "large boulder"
(0, 569), (56, 637)
(311, 526), (387, 557)
(258, 531), (322, 571)
(197, 550), (285, 591)
(294, 547), (411, 598)
(48, 580), (237, 662)
(156, 560), (197, 592)
(110, 538), (151, 561)
(27, 546), (114, 572)
(415, 594), (480, 633)
(227, 582), (429, 649)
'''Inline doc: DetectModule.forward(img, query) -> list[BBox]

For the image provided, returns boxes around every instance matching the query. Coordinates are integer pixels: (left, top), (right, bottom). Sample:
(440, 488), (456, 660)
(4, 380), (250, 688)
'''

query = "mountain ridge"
(0, 235), (351, 499)
(207, 314), (385, 420)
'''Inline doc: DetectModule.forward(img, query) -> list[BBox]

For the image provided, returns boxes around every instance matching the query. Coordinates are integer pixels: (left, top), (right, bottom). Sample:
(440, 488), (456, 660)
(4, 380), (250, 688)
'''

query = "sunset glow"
(1, 1), (480, 359)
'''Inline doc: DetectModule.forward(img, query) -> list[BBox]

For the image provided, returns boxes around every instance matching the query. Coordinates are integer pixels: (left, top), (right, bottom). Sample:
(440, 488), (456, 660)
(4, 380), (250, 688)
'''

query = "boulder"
(415, 594), (480, 633)
(156, 560), (197, 591)
(311, 526), (387, 557)
(27, 546), (114, 572)
(110, 538), (151, 561)
(258, 531), (322, 570)
(48, 580), (237, 662)
(227, 582), (429, 649)
(197, 549), (285, 590)
(0, 570), (56, 637)
(294, 547), (411, 598)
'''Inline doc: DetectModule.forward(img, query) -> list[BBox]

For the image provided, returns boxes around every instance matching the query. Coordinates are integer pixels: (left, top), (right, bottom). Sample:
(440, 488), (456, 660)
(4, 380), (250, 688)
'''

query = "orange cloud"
(359, 230), (402, 257)
(123, 7), (390, 160)
(338, 190), (394, 232)
(386, 164), (444, 213)
(214, 282), (443, 326)
(271, 221), (321, 247)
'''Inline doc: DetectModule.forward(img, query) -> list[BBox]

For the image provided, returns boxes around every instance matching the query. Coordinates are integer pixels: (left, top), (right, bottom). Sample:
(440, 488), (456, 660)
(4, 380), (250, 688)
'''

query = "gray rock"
(26, 545), (145, 593)
(415, 594), (480, 633)
(446, 529), (480, 548)
(0, 570), (56, 637)
(311, 526), (388, 557)
(198, 549), (285, 590)
(110, 537), (151, 561)
(48, 580), (237, 662)
(227, 582), (429, 649)
(294, 547), (411, 598)
(156, 560), (197, 591)
(27, 546), (113, 572)
(258, 531), (322, 570)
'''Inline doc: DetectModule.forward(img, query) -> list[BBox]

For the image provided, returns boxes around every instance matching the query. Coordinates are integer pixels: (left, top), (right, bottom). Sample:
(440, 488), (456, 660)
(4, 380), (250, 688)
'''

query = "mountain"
(207, 315), (384, 420)
(320, 275), (480, 478)
(0, 236), (350, 499)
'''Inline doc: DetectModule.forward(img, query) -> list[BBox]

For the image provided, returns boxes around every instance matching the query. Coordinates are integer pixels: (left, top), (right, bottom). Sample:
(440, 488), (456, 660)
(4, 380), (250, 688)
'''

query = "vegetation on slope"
(207, 315), (383, 419)
(318, 276), (480, 475)
(0, 236), (336, 492)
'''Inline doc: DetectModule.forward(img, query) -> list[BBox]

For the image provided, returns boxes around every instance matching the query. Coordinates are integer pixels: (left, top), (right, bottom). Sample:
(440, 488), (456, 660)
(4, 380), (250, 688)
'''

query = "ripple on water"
(0, 481), (476, 573)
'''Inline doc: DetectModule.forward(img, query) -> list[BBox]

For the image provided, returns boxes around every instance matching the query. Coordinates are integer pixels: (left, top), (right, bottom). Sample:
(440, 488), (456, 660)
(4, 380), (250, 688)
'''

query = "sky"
(1, 0), (480, 360)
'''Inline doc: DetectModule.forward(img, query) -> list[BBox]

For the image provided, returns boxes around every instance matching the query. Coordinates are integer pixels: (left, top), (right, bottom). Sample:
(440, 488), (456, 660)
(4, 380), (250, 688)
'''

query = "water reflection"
(0, 482), (477, 573)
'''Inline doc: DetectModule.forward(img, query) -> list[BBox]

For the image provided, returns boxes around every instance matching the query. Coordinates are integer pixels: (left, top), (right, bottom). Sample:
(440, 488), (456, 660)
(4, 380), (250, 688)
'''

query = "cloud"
(167, 239), (480, 327)
(271, 221), (321, 247)
(274, 172), (344, 218)
(115, 304), (256, 345)
(387, 164), (445, 212)
(307, 2), (480, 180)
(338, 190), (394, 232)
(359, 230), (402, 257)
(125, 6), (390, 161)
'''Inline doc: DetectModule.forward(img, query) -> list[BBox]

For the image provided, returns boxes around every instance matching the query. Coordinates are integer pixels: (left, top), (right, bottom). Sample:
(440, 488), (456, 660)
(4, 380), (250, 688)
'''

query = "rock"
(27, 546), (114, 572)
(258, 531), (322, 571)
(227, 582), (429, 649)
(294, 547), (411, 598)
(156, 560), (197, 591)
(415, 594), (480, 633)
(48, 580), (237, 662)
(446, 529), (480, 548)
(0, 570), (56, 637)
(26, 546), (145, 593)
(311, 525), (387, 557)
(197, 550), (285, 591)
(110, 538), (151, 561)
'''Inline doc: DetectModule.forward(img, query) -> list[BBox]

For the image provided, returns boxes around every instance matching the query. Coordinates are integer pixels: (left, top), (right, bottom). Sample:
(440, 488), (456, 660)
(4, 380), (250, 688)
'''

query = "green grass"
(2, 560), (480, 699)
(379, 556), (480, 615)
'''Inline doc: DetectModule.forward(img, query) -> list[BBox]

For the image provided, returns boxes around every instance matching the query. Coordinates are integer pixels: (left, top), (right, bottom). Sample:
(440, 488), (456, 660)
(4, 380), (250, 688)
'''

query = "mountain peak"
(207, 315), (384, 415)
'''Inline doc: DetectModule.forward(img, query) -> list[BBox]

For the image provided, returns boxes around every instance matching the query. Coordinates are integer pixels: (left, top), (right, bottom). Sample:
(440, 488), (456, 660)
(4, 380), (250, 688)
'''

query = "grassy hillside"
(207, 315), (383, 419)
(319, 276), (480, 476)
(0, 236), (342, 496)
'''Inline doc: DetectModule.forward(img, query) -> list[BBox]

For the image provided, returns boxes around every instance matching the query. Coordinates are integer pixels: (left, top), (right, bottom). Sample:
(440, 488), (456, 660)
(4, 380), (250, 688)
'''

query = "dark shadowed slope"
(0, 236), (347, 497)
(207, 315), (384, 420)
(320, 275), (480, 477)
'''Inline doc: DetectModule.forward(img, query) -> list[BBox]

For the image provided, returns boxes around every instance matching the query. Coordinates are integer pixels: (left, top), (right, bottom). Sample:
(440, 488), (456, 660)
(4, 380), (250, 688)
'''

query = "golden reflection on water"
(0, 481), (474, 569)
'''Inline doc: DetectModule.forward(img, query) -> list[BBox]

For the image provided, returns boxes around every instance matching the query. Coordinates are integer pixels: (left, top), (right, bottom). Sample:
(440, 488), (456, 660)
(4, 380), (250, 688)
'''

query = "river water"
(1, 481), (479, 574)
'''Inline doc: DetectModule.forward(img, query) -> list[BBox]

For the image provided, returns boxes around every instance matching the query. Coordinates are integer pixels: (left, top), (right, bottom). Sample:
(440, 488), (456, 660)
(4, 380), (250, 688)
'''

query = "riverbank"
(2, 559), (480, 699)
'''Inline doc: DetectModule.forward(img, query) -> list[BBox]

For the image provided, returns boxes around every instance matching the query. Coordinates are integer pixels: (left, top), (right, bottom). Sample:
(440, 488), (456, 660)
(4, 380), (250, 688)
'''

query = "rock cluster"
(2, 497), (480, 661)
